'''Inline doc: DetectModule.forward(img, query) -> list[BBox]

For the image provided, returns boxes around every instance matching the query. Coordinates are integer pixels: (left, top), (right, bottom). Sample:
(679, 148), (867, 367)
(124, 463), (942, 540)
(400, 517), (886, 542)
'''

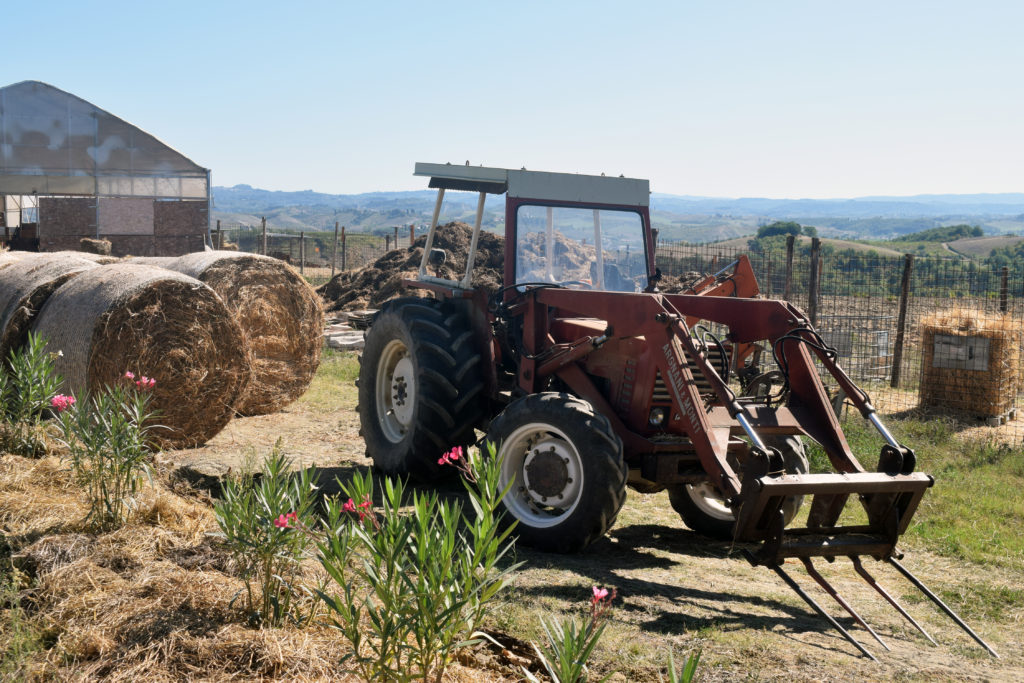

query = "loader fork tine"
(800, 558), (890, 651)
(849, 556), (937, 646)
(887, 558), (1000, 658)
(756, 555), (877, 662)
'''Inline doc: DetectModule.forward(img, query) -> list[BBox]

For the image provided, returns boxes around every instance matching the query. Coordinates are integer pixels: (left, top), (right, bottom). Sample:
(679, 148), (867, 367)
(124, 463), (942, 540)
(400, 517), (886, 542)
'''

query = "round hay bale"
(48, 250), (120, 265)
(31, 264), (251, 448)
(162, 251), (323, 415)
(124, 256), (176, 268)
(0, 254), (99, 363)
(0, 250), (39, 267)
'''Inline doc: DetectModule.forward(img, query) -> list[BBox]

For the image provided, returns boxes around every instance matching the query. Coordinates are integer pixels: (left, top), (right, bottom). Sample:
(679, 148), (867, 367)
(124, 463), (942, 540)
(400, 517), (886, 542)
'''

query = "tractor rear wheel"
(668, 435), (808, 540)
(485, 393), (627, 553)
(358, 297), (484, 480)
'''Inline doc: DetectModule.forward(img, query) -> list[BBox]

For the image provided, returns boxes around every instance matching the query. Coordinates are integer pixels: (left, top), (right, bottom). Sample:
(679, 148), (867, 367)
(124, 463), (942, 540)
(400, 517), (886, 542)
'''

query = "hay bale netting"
(919, 307), (1021, 418)
(0, 254), (99, 362)
(158, 251), (323, 415)
(31, 264), (252, 448)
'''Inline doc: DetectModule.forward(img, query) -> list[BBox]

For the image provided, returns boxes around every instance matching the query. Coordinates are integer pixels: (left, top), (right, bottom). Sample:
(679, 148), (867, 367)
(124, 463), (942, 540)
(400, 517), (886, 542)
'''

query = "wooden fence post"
(216, 220), (223, 249)
(299, 232), (305, 275)
(1000, 266), (1009, 313)
(386, 235), (391, 251)
(341, 226), (347, 271)
(891, 253), (915, 388)
(409, 224), (414, 247)
(394, 225), (399, 248)
(807, 237), (821, 326)
(331, 222), (339, 278)
(784, 234), (795, 302)
(261, 217), (267, 255)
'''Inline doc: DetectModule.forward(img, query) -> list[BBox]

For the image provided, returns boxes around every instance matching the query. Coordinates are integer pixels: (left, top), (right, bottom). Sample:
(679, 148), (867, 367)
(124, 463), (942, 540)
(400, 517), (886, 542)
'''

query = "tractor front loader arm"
(526, 288), (997, 659)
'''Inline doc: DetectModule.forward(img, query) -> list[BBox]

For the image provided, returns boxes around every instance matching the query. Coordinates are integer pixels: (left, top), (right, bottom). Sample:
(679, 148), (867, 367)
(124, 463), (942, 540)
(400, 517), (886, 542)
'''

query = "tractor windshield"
(514, 205), (648, 292)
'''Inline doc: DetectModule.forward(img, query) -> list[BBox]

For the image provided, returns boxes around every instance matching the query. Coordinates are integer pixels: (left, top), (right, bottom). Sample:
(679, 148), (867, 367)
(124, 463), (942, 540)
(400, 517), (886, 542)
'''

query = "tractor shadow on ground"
(512, 522), (871, 653)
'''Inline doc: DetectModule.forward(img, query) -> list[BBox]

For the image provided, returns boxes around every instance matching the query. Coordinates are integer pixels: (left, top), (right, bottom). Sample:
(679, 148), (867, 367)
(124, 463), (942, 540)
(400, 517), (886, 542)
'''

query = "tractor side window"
(514, 205), (647, 292)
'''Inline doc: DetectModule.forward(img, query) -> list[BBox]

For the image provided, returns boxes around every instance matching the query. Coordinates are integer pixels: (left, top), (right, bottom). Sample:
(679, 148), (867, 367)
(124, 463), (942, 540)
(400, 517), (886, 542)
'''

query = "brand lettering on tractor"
(662, 342), (702, 434)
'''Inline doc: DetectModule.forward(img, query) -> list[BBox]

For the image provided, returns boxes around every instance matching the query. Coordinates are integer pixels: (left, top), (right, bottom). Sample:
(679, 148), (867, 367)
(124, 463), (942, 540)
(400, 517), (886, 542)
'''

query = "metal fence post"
(808, 237), (821, 326)
(784, 234), (795, 302)
(261, 217), (267, 255)
(890, 253), (914, 389)
(331, 221), (339, 278)
(1001, 266), (1009, 313)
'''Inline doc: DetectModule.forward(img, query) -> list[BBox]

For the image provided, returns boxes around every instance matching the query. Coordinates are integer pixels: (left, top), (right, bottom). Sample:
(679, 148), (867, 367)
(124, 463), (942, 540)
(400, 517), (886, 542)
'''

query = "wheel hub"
(375, 339), (416, 443)
(389, 357), (415, 426)
(521, 437), (579, 505)
(524, 447), (570, 498)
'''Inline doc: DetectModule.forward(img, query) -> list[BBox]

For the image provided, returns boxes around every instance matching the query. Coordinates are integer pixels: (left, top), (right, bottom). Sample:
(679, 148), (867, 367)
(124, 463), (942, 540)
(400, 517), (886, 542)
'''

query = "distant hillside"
(212, 185), (1024, 240)
(712, 235), (904, 257)
(948, 235), (1024, 258)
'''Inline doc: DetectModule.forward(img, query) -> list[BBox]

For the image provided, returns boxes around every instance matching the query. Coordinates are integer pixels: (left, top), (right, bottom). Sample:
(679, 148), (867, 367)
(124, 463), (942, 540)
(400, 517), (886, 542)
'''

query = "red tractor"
(357, 163), (996, 659)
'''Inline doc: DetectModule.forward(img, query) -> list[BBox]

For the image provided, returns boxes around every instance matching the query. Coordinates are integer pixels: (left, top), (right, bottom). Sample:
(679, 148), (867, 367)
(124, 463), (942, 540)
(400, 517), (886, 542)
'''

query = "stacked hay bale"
(132, 251), (323, 415)
(32, 264), (251, 447)
(919, 307), (1021, 421)
(0, 254), (99, 362)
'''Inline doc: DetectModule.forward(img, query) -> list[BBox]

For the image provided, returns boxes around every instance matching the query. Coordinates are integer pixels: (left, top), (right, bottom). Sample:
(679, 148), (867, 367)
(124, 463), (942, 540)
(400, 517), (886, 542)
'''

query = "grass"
(805, 415), (1024, 571)
(0, 571), (46, 679)
(299, 349), (359, 411)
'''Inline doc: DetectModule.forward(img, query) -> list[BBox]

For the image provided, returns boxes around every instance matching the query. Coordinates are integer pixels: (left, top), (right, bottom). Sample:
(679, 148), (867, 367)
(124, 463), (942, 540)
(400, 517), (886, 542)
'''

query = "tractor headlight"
(649, 407), (666, 427)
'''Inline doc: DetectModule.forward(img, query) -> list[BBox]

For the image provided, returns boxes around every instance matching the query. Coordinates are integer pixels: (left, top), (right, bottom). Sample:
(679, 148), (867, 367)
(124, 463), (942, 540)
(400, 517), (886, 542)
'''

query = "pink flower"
(274, 512), (295, 529)
(134, 376), (156, 390)
(124, 371), (135, 380)
(50, 394), (76, 412)
(438, 446), (463, 465)
(343, 498), (356, 513)
(592, 586), (609, 604)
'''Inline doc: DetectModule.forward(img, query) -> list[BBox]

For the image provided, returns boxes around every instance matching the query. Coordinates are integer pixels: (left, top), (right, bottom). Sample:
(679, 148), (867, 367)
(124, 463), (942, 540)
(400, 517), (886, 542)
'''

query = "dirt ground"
(159, 355), (1024, 682)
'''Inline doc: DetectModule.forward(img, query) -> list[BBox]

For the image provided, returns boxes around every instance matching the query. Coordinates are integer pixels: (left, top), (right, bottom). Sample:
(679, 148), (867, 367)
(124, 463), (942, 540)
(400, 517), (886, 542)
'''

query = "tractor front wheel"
(668, 435), (808, 540)
(485, 393), (627, 553)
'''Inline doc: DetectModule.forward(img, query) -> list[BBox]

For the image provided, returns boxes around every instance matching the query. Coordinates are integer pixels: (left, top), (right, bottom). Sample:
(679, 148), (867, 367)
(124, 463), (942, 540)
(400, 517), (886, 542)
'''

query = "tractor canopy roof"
(414, 162), (649, 208)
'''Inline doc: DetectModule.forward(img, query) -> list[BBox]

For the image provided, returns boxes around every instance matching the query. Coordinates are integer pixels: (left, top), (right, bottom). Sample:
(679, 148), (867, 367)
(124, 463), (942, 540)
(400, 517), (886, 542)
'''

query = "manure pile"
(32, 264), (251, 448)
(318, 222), (505, 311)
(316, 221), (709, 312)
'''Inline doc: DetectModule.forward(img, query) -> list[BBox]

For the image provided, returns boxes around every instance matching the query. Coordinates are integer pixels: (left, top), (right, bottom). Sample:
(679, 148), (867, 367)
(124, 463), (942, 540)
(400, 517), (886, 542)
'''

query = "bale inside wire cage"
(919, 308), (1021, 421)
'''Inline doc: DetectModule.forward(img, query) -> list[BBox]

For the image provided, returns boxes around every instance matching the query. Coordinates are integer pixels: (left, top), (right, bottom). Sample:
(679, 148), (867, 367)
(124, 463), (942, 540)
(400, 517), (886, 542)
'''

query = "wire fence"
(658, 237), (1024, 443)
(211, 221), (412, 285)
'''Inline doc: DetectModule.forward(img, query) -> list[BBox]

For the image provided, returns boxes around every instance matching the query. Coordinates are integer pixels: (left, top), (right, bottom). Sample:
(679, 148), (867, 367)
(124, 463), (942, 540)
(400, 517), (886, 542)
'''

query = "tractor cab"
(411, 162), (656, 294)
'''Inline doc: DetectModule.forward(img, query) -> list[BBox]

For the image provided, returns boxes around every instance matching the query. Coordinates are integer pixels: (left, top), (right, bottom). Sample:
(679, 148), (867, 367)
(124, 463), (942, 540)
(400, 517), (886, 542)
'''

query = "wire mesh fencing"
(659, 237), (1024, 443)
(211, 222), (402, 286)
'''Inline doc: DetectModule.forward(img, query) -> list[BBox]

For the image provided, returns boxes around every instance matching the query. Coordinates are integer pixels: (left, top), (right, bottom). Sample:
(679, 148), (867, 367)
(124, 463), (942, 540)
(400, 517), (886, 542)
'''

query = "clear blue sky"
(2, 0), (1021, 198)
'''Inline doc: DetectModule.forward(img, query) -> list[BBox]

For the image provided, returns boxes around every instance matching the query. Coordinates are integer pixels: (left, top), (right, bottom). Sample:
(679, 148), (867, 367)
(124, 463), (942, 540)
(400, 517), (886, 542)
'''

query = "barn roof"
(0, 80), (208, 199)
